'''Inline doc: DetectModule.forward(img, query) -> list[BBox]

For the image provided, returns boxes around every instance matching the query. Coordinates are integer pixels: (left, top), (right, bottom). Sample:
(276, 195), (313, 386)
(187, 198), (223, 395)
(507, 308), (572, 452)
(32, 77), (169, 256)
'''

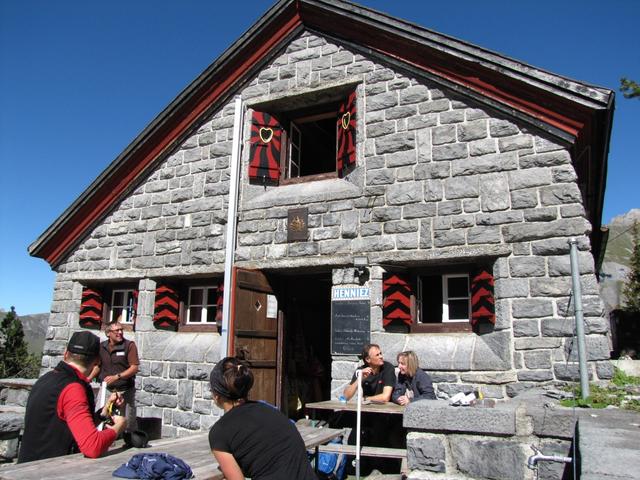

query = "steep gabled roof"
(29, 0), (614, 267)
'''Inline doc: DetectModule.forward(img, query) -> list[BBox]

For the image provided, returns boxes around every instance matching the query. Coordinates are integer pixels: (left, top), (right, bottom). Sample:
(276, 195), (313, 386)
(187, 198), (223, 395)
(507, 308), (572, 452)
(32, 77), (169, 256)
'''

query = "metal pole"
(568, 238), (590, 399)
(220, 98), (244, 359)
(355, 369), (362, 480)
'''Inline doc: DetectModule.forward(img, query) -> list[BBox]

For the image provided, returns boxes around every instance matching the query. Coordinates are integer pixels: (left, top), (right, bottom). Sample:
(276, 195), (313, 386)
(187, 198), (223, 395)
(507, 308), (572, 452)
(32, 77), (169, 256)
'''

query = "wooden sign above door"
(287, 207), (308, 242)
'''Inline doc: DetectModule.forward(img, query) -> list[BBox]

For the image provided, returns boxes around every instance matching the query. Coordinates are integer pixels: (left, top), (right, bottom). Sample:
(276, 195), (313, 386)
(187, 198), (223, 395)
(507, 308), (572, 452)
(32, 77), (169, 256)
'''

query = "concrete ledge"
(578, 411), (640, 480)
(403, 400), (516, 435)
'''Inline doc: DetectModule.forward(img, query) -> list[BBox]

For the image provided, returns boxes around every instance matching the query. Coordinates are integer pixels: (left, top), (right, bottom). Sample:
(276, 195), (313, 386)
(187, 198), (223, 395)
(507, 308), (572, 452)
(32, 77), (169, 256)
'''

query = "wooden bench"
(316, 443), (407, 460)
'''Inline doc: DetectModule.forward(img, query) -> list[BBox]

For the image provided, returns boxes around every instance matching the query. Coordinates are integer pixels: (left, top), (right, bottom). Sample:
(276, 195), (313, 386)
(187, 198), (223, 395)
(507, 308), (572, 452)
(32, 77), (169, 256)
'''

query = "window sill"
(179, 324), (219, 333)
(410, 323), (472, 334)
(245, 177), (361, 209)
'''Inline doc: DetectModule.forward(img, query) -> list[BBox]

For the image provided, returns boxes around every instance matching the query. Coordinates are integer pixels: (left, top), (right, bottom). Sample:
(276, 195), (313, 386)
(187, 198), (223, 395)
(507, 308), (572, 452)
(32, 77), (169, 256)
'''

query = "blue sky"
(1, 0), (638, 315)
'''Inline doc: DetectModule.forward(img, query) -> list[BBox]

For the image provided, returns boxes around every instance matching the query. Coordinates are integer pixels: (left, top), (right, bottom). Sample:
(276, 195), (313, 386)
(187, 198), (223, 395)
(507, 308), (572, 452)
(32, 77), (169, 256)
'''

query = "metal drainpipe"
(220, 97), (244, 359)
(568, 238), (590, 399)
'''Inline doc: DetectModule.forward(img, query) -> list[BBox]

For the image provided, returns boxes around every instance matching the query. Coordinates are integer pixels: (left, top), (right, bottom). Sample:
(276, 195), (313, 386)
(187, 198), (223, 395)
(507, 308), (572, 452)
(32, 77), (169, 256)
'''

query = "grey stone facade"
(42, 30), (609, 435)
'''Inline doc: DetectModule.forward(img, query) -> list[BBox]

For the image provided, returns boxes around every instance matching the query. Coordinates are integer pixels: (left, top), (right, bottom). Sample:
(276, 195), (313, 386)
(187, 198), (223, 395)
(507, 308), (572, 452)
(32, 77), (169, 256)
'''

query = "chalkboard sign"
(331, 287), (370, 355)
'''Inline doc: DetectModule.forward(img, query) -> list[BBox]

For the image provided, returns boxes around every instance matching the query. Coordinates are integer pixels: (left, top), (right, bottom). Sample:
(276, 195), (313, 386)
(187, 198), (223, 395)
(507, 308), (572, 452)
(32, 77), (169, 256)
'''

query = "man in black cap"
(18, 331), (126, 463)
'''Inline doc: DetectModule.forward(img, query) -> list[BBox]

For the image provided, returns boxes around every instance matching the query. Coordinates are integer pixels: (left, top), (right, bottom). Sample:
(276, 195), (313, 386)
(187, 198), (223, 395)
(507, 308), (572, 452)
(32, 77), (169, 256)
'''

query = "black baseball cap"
(67, 331), (100, 356)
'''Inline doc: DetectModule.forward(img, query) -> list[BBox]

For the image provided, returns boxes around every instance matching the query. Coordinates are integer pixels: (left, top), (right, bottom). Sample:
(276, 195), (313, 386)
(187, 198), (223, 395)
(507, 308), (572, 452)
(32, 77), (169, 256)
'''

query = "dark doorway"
(277, 273), (332, 419)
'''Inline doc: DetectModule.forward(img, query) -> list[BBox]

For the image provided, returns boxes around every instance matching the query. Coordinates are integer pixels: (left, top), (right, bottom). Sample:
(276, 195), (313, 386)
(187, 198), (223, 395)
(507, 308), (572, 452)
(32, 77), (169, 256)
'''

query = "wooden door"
(231, 268), (282, 406)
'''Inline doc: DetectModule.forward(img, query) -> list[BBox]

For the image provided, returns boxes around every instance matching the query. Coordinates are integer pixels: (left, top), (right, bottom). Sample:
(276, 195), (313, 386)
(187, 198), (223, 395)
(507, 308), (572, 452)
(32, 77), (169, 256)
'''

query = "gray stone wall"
(41, 30), (610, 435)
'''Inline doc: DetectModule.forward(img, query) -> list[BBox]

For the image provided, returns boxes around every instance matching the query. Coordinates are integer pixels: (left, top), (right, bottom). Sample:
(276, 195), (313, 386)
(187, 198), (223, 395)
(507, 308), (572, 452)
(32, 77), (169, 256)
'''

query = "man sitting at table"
(343, 343), (395, 403)
(18, 331), (126, 463)
(342, 343), (398, 475)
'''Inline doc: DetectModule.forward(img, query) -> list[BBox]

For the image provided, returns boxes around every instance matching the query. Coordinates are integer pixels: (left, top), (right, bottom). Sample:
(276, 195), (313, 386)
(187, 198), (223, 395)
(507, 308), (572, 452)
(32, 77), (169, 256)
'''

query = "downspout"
(220, 97), (244, 359)
(568, 238), (590, 399)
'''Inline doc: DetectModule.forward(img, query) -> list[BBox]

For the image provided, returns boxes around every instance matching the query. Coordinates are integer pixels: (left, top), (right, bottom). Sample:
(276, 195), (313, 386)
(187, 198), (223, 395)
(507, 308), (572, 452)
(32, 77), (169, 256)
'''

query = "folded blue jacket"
(113, 453), (193, 480)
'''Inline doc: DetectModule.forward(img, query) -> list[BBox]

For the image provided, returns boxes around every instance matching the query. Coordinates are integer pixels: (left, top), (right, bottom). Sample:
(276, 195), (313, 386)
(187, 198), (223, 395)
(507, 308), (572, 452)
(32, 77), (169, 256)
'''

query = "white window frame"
(186, 285), (218, 324)
(442, 274), (470, 323)
(288, 121), (301, 178)
(110, 289), (136, 324)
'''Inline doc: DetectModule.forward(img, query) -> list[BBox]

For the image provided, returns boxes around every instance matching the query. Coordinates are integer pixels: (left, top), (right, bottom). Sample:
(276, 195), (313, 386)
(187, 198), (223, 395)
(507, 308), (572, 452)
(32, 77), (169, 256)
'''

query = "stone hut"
(29, 0), (615, 437)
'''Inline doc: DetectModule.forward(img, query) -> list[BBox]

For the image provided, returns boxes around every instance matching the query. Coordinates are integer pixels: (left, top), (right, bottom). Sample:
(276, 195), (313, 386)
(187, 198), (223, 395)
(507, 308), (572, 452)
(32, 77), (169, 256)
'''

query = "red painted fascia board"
(40, 9), (303, 266)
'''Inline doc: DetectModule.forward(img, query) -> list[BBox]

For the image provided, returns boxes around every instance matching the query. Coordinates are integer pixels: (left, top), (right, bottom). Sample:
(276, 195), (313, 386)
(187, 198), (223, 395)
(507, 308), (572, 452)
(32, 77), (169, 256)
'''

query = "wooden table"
(306, 400), (408, 469)
(306, 400), (405, 416)
(0, 425), (344, 480)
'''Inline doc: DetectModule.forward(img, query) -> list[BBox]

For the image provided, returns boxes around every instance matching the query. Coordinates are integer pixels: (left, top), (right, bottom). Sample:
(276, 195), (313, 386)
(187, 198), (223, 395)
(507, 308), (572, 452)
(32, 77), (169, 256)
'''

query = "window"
(153, 279), (223, 331)
(79, 284), (138, 330)
(249, 87), (356, 185)
(186, 286), (219, 324)
(418, 274), (470, 324)
(383, 266), (494, 334)
(110, 289), (137, 324)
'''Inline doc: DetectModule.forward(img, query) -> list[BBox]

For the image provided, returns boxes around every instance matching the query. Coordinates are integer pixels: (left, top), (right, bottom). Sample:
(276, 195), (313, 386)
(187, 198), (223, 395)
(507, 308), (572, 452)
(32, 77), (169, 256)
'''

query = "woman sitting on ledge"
(392, 350), (436, 405)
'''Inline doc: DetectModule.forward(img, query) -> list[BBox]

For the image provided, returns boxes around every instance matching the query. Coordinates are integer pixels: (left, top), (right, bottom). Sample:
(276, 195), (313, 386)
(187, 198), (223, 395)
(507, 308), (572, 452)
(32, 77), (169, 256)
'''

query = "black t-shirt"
(209, 401), (317, 480)
(350, 360), (396, 397)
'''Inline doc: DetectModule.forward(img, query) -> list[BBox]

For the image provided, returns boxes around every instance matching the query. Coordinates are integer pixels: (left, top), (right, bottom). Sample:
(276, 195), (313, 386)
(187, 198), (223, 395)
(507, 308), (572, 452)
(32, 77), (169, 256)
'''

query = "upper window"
(249, 88), (356, 185)
(383, 266), (494, 334)
(110, 289), (136, 324)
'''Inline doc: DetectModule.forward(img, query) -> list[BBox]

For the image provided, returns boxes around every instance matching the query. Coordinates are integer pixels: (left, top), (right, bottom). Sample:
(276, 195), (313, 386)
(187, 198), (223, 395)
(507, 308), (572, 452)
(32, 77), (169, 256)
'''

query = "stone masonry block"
(509, 256), (545, 277)
(512, 298), (553, 318)
(502, 217), (590, 243)
(406, 433), (446, 472)
(375, 132), (416, 154)
(508, 167), (552, 190)
(387, 182), (422, 205)
(403, 401), (515, 435)
(444, 176), (479, 199)
(452, 152), (517, 176)
(450, 436), (527, 480)
(479, 173), (509, 212)
(540, 184), (582, 206)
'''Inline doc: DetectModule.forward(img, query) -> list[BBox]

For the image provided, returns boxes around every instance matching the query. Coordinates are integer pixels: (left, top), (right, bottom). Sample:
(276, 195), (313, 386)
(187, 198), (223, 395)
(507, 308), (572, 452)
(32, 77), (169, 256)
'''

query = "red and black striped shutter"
(215, 281), (224, 325)
(153, 284), (180, 331)
(131, 289), (138, 324)
(79, 287), (103, 330)
(470, 267), (495, 326)
(336, 89), (356, 177)
(249, 111), (282, 185)
(383, 274), (413, 328)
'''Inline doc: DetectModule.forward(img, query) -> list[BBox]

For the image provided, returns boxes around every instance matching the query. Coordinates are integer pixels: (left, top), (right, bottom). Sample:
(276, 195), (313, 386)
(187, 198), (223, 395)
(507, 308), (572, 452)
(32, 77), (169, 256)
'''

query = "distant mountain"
(599, 209), (640, 311)
(0, 309), (49, 355)
(604, 209), (640, 266)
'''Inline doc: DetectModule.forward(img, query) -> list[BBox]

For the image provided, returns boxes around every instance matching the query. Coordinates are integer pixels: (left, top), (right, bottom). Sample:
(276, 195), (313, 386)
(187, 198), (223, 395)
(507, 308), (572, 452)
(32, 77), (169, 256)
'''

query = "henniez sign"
(331, 287), (370, 355)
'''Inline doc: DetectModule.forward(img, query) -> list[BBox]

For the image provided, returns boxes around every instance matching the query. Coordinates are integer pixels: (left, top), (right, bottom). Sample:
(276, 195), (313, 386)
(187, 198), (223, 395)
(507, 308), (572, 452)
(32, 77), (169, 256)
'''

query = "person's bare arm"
(104, 364), (139, 387)
(87, 364), (100, 382)
(212, 450), (244, 480)
(366, 386), (393, 403)
(343, 381), (357, 401)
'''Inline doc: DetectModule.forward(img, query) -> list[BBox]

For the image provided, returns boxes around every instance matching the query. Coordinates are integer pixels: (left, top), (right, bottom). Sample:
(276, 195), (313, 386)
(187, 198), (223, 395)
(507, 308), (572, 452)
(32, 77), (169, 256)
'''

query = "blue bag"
(316, 437), (347, 480)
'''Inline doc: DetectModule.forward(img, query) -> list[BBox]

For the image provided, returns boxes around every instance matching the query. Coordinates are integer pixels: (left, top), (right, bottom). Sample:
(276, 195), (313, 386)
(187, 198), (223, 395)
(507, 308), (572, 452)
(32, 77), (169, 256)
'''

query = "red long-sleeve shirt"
(56, 365), (117, 458)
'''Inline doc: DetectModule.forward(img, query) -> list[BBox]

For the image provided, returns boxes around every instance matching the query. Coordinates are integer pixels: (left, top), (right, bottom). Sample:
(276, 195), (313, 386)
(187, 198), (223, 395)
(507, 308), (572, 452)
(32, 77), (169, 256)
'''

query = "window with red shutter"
(383, 264), (495, 334)
(248, 86), (357, 184)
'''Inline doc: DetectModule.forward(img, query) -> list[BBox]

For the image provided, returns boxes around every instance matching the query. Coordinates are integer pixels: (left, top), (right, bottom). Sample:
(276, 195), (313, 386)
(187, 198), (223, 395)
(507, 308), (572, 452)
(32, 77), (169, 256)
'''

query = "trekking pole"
(356, 369), (363, 480)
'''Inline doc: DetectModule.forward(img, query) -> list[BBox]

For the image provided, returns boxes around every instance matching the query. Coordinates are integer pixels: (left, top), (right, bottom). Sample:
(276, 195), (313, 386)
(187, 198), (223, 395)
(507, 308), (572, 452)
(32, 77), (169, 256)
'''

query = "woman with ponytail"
(208, 357), (317, 479)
